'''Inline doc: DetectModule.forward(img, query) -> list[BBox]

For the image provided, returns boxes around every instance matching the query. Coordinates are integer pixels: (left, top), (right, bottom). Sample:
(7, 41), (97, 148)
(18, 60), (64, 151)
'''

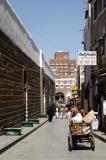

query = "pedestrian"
(77, 105), (87, 117)
(47, 103), (55, 122)
(60, 105), (64, 119)
(55, 107), (59, 119)
(65, 107), (69, 119)
(71, 106), (83, 123)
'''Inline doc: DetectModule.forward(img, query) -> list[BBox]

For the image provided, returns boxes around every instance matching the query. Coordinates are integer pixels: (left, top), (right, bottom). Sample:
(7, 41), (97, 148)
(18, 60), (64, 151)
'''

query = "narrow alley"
(0, 119), (106, 160)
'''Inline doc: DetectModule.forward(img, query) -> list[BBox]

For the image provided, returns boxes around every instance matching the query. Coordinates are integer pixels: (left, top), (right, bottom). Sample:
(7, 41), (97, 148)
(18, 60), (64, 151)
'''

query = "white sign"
(78, 51), (97, 65)
(103, 100), (106, 115)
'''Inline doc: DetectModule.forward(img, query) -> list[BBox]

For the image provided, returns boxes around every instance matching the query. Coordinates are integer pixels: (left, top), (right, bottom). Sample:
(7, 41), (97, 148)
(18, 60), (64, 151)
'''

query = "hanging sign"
(78, 51), (97, 65)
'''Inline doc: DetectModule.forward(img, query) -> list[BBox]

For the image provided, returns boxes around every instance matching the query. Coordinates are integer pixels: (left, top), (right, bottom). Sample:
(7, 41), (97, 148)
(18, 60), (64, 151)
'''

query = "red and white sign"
(78, 51), (97, 65)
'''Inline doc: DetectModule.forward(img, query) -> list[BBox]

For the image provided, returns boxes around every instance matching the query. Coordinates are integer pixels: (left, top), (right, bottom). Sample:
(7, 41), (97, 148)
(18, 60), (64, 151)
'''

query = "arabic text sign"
(78, 51), (97, 65)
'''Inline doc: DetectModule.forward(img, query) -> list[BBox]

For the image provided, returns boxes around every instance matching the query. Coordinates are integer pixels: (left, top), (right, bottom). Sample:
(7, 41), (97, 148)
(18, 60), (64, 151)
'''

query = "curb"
(0, 120), (48, 155)
(94, 132), (106, 143)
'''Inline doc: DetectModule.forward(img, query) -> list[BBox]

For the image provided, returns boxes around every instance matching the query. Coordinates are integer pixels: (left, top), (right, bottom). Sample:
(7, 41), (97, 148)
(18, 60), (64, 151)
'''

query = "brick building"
(49, 51), (77, 102)
(49, 51), (76, 78)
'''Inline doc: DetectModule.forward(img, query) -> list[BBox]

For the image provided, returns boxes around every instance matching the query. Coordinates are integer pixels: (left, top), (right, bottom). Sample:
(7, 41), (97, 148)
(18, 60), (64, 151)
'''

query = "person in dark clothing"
(47, 103), (55, 122)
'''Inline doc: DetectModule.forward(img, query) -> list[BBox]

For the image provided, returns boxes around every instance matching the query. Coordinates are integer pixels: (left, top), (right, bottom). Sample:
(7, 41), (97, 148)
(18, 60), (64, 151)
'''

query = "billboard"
(78, 51), (97, 65)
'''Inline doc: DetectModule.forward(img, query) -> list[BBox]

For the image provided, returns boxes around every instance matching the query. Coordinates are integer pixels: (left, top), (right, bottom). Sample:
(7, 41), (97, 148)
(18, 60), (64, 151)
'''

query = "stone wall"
(0, 30), (40, 133)
(0, 0), (55, 134)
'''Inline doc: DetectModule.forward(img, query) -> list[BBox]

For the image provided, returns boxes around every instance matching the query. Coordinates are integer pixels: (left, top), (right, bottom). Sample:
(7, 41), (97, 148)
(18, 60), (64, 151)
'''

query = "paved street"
(0, 118), (106, 160)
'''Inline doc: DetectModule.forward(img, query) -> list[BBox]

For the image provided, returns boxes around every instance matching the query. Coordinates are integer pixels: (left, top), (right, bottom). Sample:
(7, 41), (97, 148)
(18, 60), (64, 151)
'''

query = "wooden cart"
(68, 122), (95, 151)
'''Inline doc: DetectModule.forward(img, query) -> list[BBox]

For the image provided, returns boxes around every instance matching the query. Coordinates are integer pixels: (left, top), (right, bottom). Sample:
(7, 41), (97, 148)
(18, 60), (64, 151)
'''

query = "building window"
(60, 66), (63, 69)
(67, 85), (70, 88)
(67, 81), (70, 84)
(60, 80), (63, 84)
(60, 85), (63, 88)
(56, 85), (58, 88)
(63, 80), (67, 84)
(103, 0), (106, 8)
(94, 1), (98, 20)
(64, 55), (68, 59)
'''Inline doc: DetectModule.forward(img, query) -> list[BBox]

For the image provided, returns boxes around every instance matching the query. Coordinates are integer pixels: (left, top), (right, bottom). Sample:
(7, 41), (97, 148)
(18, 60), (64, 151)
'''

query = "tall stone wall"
(0, 0), (55, 134)
(0, 30), (40, 133)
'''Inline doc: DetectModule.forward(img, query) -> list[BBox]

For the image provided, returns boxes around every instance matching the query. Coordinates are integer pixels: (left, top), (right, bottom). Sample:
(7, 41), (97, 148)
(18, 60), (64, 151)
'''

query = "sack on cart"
(83, 111), (96, 123)
(70, 122), (91, 135)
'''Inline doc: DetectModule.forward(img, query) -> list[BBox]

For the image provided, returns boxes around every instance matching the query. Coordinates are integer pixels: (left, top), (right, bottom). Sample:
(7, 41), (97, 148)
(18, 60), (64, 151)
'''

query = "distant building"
(49, 51), (77, 102)
(49, 51), (76, 78)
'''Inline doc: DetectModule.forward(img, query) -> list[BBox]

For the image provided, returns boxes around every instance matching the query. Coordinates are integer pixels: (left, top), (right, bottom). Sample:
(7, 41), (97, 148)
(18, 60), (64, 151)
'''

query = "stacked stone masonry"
(0, 31), (40, 133)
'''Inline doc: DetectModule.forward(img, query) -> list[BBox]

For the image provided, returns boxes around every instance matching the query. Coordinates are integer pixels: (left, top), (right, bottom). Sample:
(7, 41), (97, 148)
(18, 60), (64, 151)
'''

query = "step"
(22, 121), (33, 127)
(4, 128), (22, 136)
(40, 114), (48, 118)
(28, 119), (39, 124)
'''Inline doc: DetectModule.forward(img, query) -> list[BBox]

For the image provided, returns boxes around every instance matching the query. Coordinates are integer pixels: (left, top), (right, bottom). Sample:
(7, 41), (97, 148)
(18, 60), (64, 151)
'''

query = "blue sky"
(9, 0), (85, 62)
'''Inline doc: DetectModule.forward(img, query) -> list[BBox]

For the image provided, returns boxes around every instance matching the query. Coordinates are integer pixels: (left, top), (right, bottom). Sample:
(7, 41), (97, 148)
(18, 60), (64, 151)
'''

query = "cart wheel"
(91, 135), (95, 151)
(68, 136), (73, 151)
(73, 138), (77, 149)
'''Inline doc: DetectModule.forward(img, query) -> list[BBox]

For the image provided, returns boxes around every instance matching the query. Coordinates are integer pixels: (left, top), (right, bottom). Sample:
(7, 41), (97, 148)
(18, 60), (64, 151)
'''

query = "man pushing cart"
(68, 106), (96, 151)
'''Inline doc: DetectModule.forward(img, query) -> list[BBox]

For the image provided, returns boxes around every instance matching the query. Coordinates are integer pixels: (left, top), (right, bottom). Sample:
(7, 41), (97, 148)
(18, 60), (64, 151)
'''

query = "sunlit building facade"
(49, 51), (77, 102)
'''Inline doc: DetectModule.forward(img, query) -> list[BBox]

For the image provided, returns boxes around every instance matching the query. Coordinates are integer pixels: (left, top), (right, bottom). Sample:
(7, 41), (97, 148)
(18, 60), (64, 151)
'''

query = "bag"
(71, 113), (83, 123)
(92, 118), (99, 130)
(83, 111), (96, 123)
